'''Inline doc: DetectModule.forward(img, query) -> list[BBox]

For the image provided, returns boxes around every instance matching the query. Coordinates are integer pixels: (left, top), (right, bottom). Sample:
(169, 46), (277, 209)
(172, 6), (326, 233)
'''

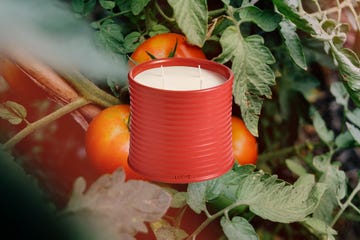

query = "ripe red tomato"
(232, 116), (258, 165)
(130, 33), (206, 65)
(85, 105), (143, 180)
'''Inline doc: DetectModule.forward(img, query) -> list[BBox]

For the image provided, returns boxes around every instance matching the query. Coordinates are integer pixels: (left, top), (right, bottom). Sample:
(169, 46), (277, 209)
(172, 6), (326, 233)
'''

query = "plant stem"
(331, 180), (360, 227)
(61, 70), (121, 107)
(257, 141), (321, 162)
(96, 10), (131, 25)
(208, 8), (226, 17)
(3, 97), (91, 150)
(155, 1), (175, 22)
(186, 202), (243, 240)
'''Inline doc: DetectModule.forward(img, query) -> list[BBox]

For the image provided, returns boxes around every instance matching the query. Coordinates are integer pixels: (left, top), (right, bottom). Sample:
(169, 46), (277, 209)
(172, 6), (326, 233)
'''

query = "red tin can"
(128, 58), (234, 183)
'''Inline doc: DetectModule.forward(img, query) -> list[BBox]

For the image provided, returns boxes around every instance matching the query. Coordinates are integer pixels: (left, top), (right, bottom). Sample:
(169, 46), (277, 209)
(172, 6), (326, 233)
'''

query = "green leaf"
(96, 20), (126, 54)
(148, 24), (170, 37)
(188, 165), (326, 223)
(335, 131), (356, 149)
(237, 174), (326, 223)
(0, 101), (27, 125)
(167, 0), (207, 47)
(239, 6), (282, 32)
(99, 0), (115, 10)
(115, 0), (131, 12)
(285, 158), (307, 176)
(346, 108), (360, 127)
(310, 107), (334, 145)
(151, 219), (188, 240)
(123, 31), (141, 53)
(272, 0), (321, 34)
(329, 44), (360, 107)
(131, 0), (151, 15)
(330, 81), (349, 107)
(221, 216), (258, 240)
(313, 154), (347, 223)
(346, 122), (360, 144)
(187, 165), (255, 213)
(279, 19), (307, 70)
(216, 26), (276, 136)
(71, 0), (96, 16)
(303, 217), (337, 240)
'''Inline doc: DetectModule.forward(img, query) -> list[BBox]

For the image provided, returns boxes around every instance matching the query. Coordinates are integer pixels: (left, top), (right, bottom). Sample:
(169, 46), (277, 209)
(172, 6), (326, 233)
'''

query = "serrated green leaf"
(346, 122), (360, 144)
(239, 6), (281, 32)
(187, 165), (256, 213)
(188, 166), (326, 224)
(346, 108), (360, 127)
(221, 216), (258, 240)
(72, 0), (96, 16)
(115, 0), (131, 11)
(148, 24), (170, 37)
(313, 154), (347, 223)
(0, 101), (27, 125)
(237, 174), (326, 223)
(131, 0), (151, 15)
(96, 20), (126, 54)
(279, 19), (307, 70)
(216, 26), (275, 136)
(167, 0), (207, 47)
(310, 107), (334, 145)
(123, 31), (141, 53)
(303, 217), (337, 240)
(99, 0), (115, 10)
(272, 0), (321, 34)
(329, 44), (360, 107)
(330, 81), (349, 107)
(285, 158), (307, 176)
(72, 0), (85, 13)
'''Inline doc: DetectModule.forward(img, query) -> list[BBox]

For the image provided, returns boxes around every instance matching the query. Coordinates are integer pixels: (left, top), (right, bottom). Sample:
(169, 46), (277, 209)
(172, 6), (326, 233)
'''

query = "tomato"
(85, 105), (143, 180)
(232, 116), (258, 165)
(130, 33), (206, 65)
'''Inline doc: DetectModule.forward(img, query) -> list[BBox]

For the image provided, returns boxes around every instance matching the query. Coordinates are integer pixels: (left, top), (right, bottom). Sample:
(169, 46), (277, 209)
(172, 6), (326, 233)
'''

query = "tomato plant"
(129, 33), (206, 65)
(85, 104), (143, 180)
(1, 0), (360, 240)
(232, 116), (258, 165)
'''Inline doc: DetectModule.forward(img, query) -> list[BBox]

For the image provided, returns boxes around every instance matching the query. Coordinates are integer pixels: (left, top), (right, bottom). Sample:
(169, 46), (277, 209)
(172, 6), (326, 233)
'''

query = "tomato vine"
(1, 0), (360, 240)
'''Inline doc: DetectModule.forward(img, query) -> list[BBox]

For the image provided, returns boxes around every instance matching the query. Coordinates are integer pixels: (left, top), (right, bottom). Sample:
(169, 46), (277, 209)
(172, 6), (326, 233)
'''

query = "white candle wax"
(134, 66), (225, 90)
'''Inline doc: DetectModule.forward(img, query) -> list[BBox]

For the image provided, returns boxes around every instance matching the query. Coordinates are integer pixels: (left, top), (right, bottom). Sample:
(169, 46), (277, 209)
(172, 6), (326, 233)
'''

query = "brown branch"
(3, 50), (112, 128)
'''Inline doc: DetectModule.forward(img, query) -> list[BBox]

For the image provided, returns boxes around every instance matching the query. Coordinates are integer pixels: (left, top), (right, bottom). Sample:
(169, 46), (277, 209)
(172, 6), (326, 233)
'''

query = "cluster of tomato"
(85, 33), (258, 180)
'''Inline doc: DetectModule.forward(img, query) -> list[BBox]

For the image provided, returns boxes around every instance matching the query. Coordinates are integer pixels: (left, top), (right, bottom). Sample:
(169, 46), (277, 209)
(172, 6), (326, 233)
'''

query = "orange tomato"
(130, 33), (206, 65)
(232, 116), (258, 165)
(85, 105), (143, 180)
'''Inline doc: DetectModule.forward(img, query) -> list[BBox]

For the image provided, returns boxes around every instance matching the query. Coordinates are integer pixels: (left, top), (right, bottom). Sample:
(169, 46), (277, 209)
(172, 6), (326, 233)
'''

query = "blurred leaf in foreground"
(64, 169), (172, 240)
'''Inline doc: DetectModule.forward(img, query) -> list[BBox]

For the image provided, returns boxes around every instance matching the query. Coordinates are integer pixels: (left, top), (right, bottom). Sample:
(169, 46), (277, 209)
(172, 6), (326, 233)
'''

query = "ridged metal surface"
(128, 58), (234, 183)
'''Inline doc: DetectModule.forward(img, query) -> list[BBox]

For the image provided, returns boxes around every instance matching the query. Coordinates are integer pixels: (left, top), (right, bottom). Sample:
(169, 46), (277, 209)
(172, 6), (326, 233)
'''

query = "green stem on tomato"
(331, 180), (360, 227)
(208, 8), (226, 17)
(186, 201), (246, 240)
(257, 141), (317, 163)
(155, 1), (175, 22)
(61, 70), (121, 107)
(3, 97), (91, 150)
(95, 10), (132, 26)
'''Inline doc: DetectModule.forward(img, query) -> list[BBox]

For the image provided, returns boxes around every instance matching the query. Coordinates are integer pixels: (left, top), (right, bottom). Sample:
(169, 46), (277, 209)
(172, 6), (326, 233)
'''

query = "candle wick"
(161, 65), (165, 89)
(198, 65), (203, 89)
